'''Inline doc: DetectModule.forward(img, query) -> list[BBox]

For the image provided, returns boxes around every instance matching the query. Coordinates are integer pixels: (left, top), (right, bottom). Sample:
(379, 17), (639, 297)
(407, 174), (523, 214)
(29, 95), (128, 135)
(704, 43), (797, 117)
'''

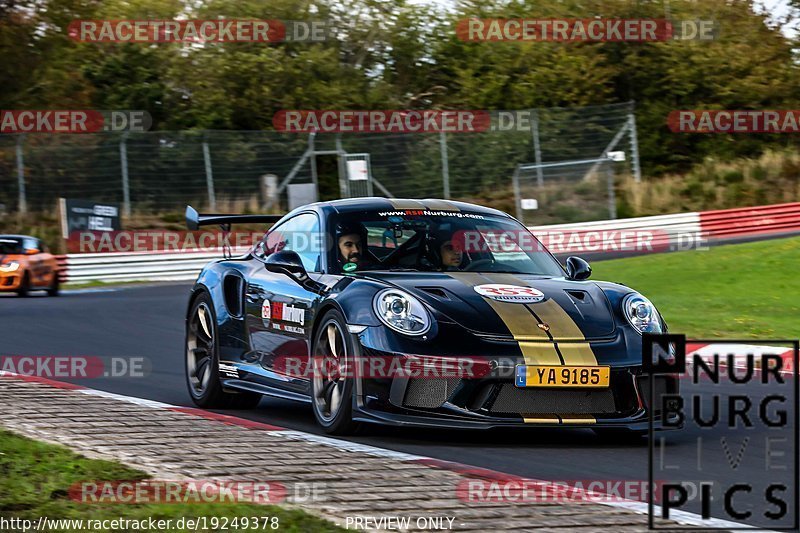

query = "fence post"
(439, 131), (450, 199)
(531, 110), (544, 187)
(335, 134), (348, 198)
(628, 111), (642, 183)
(512, 165), (523, 221)
(202, 137), (217, 210)
(15, 134), (27, 214)
(309, 132), (319, 198)
(119, 132), (131, 217)
(606, 163), (617, 220)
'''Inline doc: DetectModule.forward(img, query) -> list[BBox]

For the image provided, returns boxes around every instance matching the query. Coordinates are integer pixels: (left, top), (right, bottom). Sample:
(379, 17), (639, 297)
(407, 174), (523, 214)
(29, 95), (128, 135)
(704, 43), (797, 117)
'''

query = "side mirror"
(25, 248), (40, 255)
(264, 250), (327, 295)
(265, 249), (307, 276)
(565, 256), (592, 280)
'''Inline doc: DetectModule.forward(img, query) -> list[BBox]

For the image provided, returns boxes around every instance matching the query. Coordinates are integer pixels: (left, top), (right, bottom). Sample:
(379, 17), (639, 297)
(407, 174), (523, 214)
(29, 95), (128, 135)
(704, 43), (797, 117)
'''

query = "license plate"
(515, 365), (610, 388)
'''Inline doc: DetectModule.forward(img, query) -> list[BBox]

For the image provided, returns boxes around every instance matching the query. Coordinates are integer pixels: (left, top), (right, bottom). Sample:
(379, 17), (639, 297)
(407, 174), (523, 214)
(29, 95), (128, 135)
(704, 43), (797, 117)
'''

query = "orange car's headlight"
(0, 261), (20, 272)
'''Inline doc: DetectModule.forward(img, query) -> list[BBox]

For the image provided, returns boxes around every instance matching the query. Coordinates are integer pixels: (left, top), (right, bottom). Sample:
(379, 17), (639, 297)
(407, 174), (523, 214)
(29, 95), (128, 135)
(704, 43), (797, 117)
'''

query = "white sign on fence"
(346, 159), (369, 181)
(521, 198), (539, 210)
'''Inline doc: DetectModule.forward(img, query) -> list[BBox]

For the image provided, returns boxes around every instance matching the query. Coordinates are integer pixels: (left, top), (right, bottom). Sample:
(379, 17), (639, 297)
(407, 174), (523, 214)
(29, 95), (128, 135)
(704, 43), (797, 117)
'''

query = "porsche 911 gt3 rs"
(184, 198), (678, 435)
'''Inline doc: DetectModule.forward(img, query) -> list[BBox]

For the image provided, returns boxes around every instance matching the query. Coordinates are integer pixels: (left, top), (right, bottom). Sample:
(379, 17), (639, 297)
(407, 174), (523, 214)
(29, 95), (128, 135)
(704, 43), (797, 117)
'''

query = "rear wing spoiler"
(185, 205), (283, 230)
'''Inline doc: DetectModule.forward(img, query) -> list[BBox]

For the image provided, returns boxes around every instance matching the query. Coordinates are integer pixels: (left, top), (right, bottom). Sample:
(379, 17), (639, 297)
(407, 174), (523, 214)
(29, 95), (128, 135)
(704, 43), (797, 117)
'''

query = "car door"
(37, 240), (57, 287)
(244, 212), (323, 393)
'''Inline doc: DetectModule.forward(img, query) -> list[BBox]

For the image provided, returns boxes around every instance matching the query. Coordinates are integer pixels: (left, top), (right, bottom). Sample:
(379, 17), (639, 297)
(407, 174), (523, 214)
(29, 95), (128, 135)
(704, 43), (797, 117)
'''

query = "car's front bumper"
(350, 337), (681, 431)
(0, 271), (22, 291)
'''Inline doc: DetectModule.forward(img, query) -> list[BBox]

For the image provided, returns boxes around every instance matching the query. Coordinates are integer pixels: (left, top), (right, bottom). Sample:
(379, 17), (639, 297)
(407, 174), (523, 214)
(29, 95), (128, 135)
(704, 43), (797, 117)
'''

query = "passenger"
(427, 229), (467, 271)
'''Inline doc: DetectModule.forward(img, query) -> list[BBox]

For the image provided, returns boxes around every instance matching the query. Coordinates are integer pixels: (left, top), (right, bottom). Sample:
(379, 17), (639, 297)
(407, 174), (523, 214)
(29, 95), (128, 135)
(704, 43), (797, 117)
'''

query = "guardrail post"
(15, 134), (27, 214)
(120, 132), (131, 217)
(202, 138), (217, 210)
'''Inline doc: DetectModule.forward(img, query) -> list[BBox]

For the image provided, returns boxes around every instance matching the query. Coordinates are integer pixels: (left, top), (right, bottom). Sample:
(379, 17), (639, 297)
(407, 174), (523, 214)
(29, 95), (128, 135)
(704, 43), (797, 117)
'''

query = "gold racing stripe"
(522, 414), (560, 424)
(559, 414), (597, 424)
(390, 199), (427, 210)
(447, 272), (560, 365)
(483, 274), (599, 366)
(528, 300), (598, 365)
(421, 199), (460, 211)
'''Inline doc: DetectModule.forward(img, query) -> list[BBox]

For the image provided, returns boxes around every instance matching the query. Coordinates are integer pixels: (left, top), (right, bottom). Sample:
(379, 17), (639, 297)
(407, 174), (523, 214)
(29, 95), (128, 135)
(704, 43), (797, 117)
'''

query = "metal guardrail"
(59, 249), (249, 283)
(699, 202), (800, 238)
(55, 202), (800, 284)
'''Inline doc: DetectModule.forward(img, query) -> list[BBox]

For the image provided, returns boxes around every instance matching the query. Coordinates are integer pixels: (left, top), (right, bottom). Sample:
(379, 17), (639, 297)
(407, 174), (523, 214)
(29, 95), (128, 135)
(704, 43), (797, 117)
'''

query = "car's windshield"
(0, 238), (23, 255)
(330, 210), (564, 276)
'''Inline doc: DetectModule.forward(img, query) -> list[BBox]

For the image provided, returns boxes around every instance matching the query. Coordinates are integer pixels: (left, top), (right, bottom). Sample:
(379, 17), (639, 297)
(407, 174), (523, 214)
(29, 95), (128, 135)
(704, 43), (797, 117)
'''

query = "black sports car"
(184, 198), (678, 435)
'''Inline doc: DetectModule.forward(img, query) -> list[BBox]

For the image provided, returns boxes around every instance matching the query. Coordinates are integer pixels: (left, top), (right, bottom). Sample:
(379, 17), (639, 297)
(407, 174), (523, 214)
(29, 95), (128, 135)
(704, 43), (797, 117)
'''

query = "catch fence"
(0, 102), (639, 225)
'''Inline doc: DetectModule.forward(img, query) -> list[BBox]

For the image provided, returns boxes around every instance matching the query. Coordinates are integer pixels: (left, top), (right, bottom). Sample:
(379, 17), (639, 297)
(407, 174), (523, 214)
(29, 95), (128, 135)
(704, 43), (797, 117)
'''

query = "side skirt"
(220, 379), (312, 403)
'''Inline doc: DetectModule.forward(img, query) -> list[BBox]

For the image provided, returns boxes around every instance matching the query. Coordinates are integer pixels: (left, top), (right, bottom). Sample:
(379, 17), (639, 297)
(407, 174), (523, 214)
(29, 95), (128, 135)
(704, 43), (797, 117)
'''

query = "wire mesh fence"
(0, 102), (638, 225)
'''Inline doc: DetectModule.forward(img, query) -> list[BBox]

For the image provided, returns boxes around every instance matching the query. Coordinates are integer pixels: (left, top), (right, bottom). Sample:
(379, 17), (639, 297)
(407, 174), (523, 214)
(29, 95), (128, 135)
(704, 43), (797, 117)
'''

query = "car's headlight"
(622, 293), (662, 334)
(0, 261), (20, 272)
(372, 289), (431, 336)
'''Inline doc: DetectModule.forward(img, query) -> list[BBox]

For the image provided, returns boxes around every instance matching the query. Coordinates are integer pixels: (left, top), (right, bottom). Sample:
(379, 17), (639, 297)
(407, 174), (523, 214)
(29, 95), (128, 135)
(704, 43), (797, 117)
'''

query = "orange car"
(0, 235), (60, 296)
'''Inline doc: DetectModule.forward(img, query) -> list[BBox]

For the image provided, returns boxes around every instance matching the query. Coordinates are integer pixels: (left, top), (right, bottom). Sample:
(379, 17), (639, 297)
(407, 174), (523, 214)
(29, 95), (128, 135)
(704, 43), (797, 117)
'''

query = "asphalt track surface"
(1, 284), (797, 529)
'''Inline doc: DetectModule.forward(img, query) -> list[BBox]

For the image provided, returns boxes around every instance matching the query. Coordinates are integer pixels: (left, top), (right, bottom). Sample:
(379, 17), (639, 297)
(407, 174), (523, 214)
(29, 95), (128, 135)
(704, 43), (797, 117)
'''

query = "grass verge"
(0, 428), (343, 532)
(591, 235), (800, 339)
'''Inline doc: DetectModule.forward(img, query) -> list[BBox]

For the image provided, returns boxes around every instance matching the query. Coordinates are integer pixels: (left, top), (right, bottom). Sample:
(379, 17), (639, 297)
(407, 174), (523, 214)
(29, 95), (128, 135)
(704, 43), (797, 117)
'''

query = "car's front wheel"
(185, 292), (261, 409)
(16, 272), (30, 297)
(311, 309), (359, 435)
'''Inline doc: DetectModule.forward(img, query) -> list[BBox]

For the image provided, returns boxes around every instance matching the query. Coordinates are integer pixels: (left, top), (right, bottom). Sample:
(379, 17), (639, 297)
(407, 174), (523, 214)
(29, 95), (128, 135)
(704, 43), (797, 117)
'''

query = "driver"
(336, 221), (372, 271)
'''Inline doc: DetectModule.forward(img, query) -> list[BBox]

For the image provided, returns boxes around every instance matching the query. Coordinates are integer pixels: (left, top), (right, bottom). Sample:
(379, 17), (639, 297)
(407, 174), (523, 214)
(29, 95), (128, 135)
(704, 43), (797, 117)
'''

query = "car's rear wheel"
(16, 272), (30, 297)
(47, 273), (60, 297)
(186, 293), (261, 409)
(311, 309), (359, 435)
